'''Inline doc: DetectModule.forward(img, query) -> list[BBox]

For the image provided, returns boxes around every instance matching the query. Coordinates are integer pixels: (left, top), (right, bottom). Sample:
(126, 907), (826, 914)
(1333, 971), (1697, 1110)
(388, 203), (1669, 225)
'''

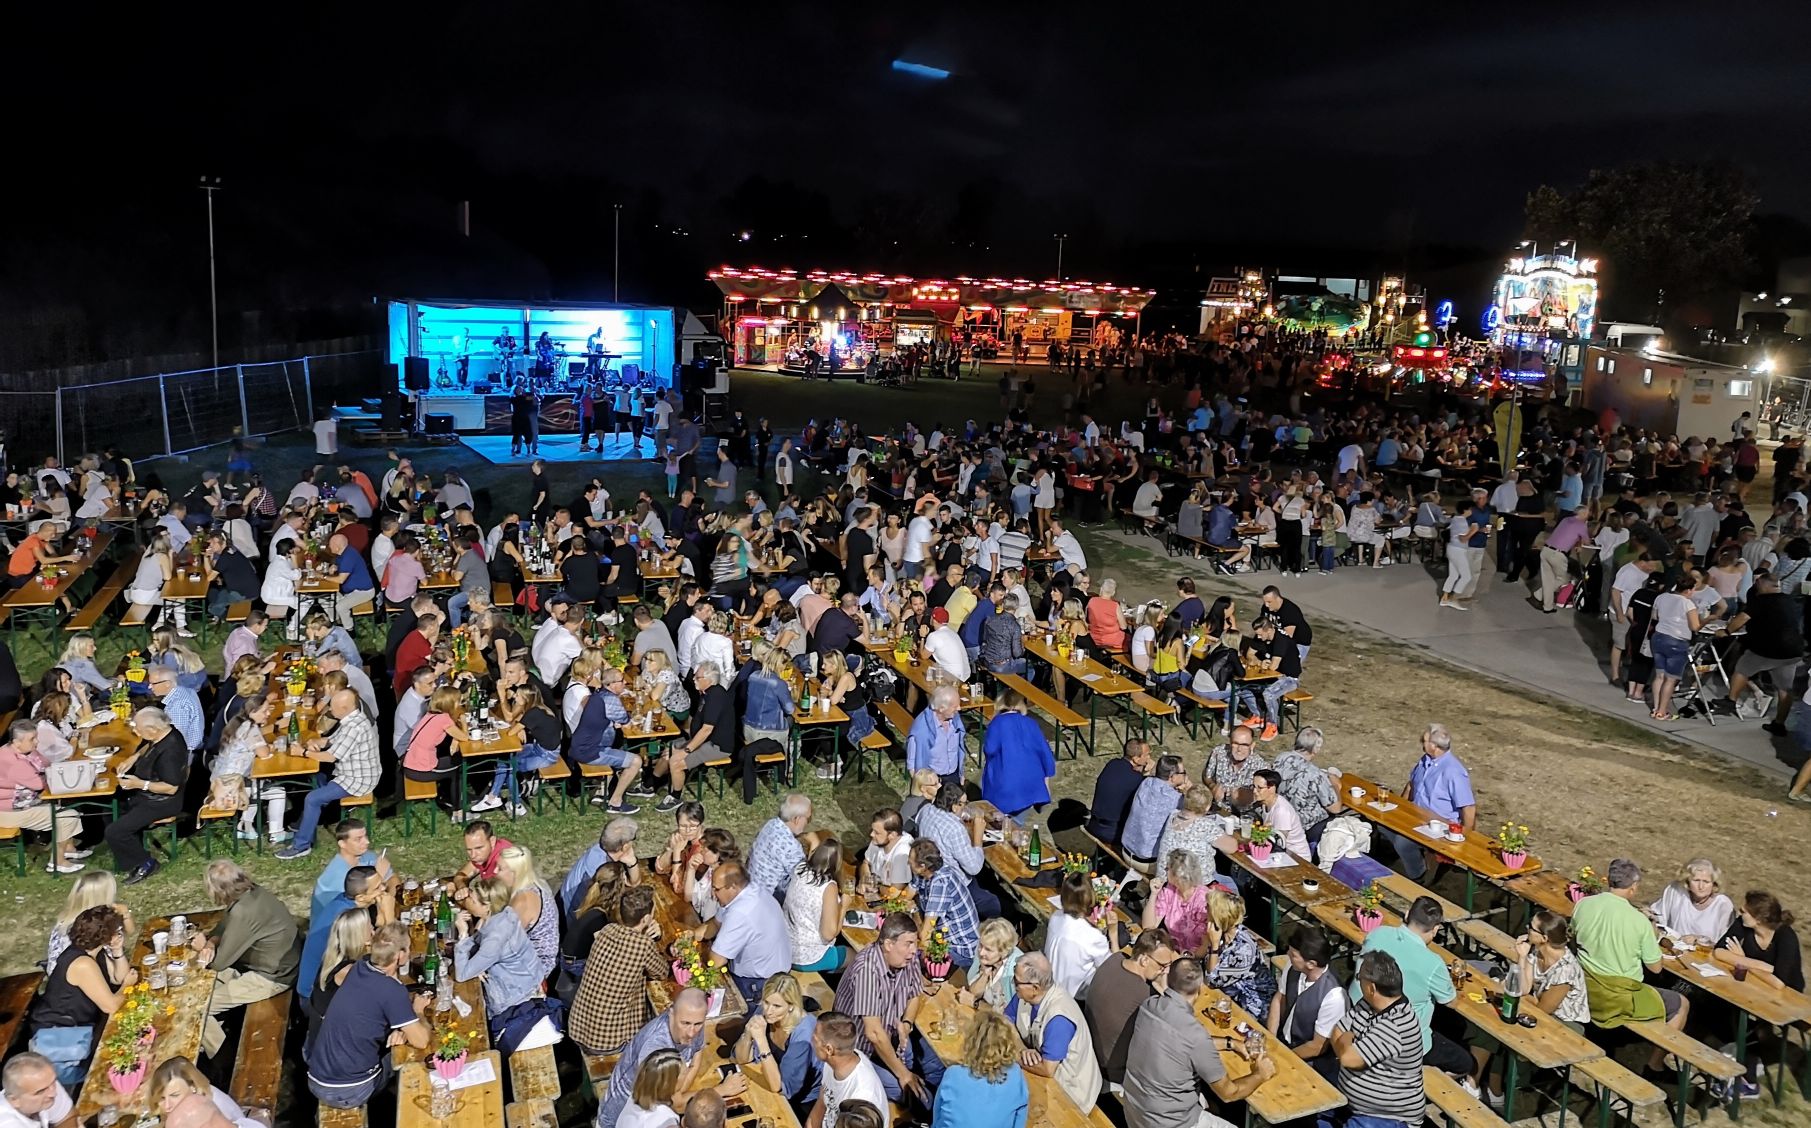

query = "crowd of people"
(0, 325), (1806, 1128)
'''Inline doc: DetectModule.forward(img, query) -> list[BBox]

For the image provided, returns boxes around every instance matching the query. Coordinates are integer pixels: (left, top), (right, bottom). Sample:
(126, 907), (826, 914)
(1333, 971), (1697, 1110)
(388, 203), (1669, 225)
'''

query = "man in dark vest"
(1266, 927), (1345, 1080)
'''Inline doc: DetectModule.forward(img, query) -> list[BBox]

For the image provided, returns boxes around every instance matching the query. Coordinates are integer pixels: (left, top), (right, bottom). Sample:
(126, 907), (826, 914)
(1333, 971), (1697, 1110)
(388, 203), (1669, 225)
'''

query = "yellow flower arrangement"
(1496, 823), (1531, 854)
(923, 927), (951, 964)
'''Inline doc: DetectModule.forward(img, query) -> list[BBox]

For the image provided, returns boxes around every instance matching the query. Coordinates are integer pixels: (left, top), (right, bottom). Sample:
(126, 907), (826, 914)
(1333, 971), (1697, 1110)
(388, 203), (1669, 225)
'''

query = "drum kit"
(425, 333), (621, 392)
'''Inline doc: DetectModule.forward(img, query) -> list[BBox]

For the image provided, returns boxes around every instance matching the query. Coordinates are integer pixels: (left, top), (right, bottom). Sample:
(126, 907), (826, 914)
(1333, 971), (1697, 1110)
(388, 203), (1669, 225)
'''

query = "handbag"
(46, 760), (99, 795)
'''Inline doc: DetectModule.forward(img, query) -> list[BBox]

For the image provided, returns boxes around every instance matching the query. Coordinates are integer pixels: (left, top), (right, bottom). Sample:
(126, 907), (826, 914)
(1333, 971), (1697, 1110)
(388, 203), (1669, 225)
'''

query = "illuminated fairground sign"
(1491, 251), (1599, 342)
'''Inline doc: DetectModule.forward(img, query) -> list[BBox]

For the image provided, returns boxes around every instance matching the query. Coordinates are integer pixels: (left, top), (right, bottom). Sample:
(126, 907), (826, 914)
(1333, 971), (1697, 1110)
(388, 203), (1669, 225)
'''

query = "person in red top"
(338, 464), (379, 511)
(455, 820), (514, 883)
(392, 611), (442, 697)
(1085, 578), (1129, 653)
(6, 521), (76, 589)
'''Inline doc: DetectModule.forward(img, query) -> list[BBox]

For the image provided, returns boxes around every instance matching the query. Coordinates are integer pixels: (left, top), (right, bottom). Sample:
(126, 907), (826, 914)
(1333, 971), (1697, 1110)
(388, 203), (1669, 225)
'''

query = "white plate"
(1445, 831), (1466, 843)
(85, 746), (118, 759)
(78, 710), (116, 728)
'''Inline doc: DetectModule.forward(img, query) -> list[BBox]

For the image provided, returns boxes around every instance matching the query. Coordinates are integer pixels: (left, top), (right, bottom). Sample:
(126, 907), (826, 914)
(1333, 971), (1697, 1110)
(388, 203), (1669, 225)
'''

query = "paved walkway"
(1102, 529), (1802, 780)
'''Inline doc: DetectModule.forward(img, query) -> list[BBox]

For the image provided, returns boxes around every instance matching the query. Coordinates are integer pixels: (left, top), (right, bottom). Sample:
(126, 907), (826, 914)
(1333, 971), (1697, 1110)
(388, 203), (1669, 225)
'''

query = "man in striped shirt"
(1329, 950), (1425, 1127)
(832, 913), (945, 1111)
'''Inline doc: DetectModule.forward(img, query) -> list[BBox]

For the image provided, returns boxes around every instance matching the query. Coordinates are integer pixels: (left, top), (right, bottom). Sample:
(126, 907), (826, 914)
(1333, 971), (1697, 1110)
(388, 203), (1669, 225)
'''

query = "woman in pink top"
(0, 719), (86, 873)
(1085, 579), (1128, 652)
(1142, 848), (1212, 953)
(403, 686), (471, 786)
(383, 535), (427, 606)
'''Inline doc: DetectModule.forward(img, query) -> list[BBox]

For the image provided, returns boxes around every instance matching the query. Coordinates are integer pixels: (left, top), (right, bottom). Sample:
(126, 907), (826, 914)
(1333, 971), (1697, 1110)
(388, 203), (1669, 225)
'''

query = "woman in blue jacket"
(980, 688), (1055, 819)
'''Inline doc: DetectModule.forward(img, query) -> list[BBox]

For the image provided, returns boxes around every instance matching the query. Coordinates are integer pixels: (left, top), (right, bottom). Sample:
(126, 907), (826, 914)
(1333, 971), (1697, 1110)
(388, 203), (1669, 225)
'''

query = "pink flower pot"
(108, 1059), (148, 1096)
(1249, 842), (1273, 863)
(1355, 908), (1383, 934)
(924, 958), (952, 982)
(433, 1052), (467, 1080)
(1500, 850), (1527, 871)
(1567, 883), (1586, 904)
(672, 961), (692, 987)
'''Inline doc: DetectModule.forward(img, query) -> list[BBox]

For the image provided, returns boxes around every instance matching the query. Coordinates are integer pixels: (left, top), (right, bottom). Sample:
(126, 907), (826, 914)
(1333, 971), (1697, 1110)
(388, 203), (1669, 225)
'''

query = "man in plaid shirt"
(907, 839), (978, 964)
(276, 689), (383, 859)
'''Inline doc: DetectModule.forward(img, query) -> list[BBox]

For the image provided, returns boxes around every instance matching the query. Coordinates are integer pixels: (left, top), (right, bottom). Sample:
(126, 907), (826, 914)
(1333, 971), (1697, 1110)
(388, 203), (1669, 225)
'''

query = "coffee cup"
(1429, 819), (1449, 838)
(1302, 879), (1320, 894)
(1348, 786), (1364, 799)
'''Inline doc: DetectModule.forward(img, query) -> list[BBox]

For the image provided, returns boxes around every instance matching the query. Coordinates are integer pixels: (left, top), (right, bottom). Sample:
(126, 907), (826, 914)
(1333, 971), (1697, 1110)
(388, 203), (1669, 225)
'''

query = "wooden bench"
(505, 1099), (557, 1128)
(1378, 873), (1474, 926)
(492, 581), (516, 610)
(1176, 684), (1229, 739)
(509, 1043), (561, 1101)
(229, 989), (290, 1117)
(877, 697), (915, 741)
(1574, 1054), (1667, 1128)
(400, 776), (440, 837)
(317, 1105), (367, 1128)
(224, 600), (253, 623)
(576, 760), (616, 806)
(1625, 1017), (1744, 1116)
(995, 672), (1090, 759)
(118, 601), (156, 629)
(792, 969), (838, 1015)
(1280, 687), (1315, 733)
(530, 756), (573, 815)
(0, 826), (21, 877)
(582, 1050), (621, 1099)
(1082, 827), (1142, 879)
(852, 727), (896, 784)
(337, 791), (375, 835)
(195, 807), (242, 858)
(0, 972), (43, 1054)
(1127, 690), (1178, 742)
(64, 548), (142, 633)
(1423, 1065), (1510, 1127)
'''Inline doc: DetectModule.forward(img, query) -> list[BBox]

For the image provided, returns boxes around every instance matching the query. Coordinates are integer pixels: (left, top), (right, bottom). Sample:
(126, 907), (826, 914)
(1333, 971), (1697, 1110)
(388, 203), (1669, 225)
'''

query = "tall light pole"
(613, 204), (623, 302)
(201, 177), (222, 370)
(1054, 232), (1068, 282)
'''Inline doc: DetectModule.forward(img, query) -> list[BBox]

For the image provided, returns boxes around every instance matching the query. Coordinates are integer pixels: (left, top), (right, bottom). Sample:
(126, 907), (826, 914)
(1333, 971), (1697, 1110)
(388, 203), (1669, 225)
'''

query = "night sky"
(7, 2), (1810, 315)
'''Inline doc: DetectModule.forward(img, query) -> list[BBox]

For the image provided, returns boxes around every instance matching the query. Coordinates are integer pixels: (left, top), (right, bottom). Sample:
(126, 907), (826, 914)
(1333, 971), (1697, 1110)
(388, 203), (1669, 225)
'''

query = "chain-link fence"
(48, 350), (379, 463)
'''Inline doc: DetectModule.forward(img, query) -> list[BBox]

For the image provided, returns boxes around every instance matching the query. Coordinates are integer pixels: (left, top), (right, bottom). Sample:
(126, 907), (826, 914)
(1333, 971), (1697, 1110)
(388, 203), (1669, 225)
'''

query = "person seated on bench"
(1085, 738), (1154, 849)
(202, 531), (260, 622)
(1327, 950), (1425, 1125)
(1175, 487), (1206, 555)
(1265, 928), (1346, 1082)
(1120, 754), (1190, 876)
(1204, 493), (1253, 572)
(1129, 470), (1164, 532)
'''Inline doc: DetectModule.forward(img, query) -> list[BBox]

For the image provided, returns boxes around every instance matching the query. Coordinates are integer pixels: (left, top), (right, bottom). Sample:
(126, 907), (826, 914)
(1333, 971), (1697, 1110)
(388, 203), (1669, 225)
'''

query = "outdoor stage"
(458, 432), (658, 465)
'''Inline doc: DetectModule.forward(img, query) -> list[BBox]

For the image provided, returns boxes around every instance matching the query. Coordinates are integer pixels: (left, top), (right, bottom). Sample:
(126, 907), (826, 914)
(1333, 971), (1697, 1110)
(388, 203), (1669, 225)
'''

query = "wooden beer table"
(72, 969), (218, 1124)
(1334, 772), (1541, 910)
(1023, 635), (1137, 748)
(680, 1024), (804, 1127)
(1660, 945), (1811, 1110)
(2, 530), (114, 634)
(397, 1050), (504, 1128)
(917, 992), (1103, 1128)
(1216, 843), (1354, 943)
(1189, 984), (1345, 1126)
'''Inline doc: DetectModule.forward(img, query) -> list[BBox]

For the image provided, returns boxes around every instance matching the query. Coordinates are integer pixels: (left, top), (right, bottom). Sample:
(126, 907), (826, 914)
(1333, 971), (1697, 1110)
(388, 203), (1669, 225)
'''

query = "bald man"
(683, 1089), (726, 1128)
(600, 988), (745, 1125)
(276, 689), (384, 860)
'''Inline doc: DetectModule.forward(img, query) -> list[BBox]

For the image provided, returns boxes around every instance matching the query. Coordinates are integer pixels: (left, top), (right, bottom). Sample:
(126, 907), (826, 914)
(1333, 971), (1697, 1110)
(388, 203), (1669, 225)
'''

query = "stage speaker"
(472, 382), (494, 395)
(424, 413), (455, 436)
(380, 391), (402, 430)
(403, 356), (431, 391)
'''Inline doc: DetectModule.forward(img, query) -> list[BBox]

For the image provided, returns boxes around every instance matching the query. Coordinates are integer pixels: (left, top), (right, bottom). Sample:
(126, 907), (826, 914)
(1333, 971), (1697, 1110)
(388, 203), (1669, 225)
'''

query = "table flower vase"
(1355, 907), (1383, 934)
(672, 961), (692, 987)
(923, 957), (952, 983)
(108, 1058), (148, 1096)
(1500, 850), (1527, 871)
(1249, 841), (1273, 863)
(1567, 882), (1586, 903)
(432, 1051), (467, 1080)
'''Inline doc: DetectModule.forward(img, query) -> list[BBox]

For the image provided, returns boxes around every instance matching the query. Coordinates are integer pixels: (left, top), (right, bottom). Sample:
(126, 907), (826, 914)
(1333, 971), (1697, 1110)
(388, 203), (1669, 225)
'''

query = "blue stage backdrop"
(386, 298), (678, 395)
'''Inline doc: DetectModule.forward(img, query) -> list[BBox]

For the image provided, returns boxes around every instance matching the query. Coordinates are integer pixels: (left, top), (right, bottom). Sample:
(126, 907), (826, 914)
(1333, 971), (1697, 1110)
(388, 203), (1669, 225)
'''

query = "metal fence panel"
(0, 391), (58, 466)
(61, 375), (169, 460)
(240, 360), (312, 438)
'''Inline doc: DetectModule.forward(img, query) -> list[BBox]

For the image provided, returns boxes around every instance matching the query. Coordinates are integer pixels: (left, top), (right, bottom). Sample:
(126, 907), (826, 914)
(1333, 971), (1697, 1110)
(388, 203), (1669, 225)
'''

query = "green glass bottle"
(1028, 824), (1042, 868)
(287, 712), (301, 745)
(436, 891), (454, 941)
(421, 948), (439, 988)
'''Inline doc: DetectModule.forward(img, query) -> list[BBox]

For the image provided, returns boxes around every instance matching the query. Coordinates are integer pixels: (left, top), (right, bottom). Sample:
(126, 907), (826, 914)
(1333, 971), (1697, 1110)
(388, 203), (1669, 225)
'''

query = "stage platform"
(458, 433), (659, 466)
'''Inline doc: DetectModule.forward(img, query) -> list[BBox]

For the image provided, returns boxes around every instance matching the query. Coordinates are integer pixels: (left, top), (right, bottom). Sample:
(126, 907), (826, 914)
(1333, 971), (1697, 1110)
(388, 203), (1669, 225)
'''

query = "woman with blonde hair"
(305, 909), (378, 1041)
(736, 972), (819, 1102)
(151, 1056), (263, 1128)
(899, 767), (940, 836)
(562, 648), (605, 733)
(494, 843), (559, 979)
(638, 646), (690, 719)
(126, 531), (187, 635)
(619, 1046), (684, 1128)
(452, 876), (543, 1023)
(957, 918), (1022, 1011)
(930, 1008), (1030, 1128)
(401, 685), (471, 790)
(47, 872), (131, 968)
(56, 633), (115, 695)
(148, 626), (208, 689)
(1650, 857), (1735, 944)
(1204, 888), (1277, 1016)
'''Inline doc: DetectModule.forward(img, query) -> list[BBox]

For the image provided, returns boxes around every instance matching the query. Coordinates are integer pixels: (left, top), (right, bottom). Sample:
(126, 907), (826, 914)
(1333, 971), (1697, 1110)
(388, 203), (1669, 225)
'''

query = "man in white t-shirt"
(860, 810), (915, 887)
(922, 609), (972, 681)
(532, 616), (585, 687)
(1081, 415), (1101, 446)
(1252, 768), (1310, 857)
(809, 1011), (893, 1128)
(313, 414), (339, 457)
(1335, 440), (1365, 479)
(1050, 518), (1087, 575)
(1609, 554), (1661, 685)
(0, 1053), (74, 1128)
(902, 501), (937, 581)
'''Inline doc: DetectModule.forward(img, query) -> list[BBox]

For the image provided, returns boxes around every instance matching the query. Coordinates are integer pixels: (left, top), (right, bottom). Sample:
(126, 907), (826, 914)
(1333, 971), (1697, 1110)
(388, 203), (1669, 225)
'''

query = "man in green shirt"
(1571, 858), (1689, 1071)
(1348, 896), (1470, 1075)
(192, 860), (303, 1057)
